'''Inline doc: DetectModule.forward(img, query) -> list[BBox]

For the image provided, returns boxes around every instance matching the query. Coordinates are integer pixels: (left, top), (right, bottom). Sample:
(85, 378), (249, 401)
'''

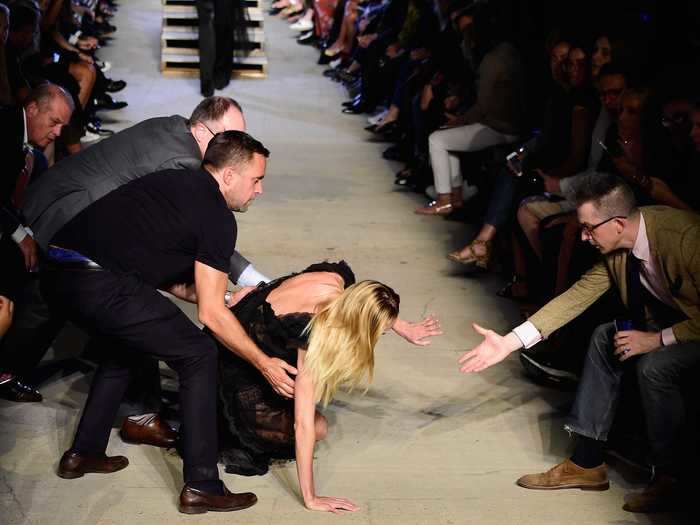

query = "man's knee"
(586, 323), (616, 362)
(636, 353), (673, 387)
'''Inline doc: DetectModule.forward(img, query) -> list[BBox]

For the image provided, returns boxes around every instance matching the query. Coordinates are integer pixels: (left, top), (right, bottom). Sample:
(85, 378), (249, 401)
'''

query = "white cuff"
(661, 327), (676, 347)
(512, 321), (543, 349)
(68, 31), (82, 45)
(236, 264), (271, 287)
(11, 226), (28, 244)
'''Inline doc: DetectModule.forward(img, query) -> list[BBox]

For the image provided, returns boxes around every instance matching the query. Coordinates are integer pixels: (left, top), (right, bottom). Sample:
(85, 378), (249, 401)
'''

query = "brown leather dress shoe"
(119, 413), (177, 448)
(57, 451), (129, 479)
(623, 474), (680, 513)
(178, 485), (258, 514)
(516, 459), (609, 490)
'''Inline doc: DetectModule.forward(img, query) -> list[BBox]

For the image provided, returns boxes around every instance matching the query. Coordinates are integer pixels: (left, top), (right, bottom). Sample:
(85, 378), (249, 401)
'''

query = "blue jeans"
(567, 322), (700, 471)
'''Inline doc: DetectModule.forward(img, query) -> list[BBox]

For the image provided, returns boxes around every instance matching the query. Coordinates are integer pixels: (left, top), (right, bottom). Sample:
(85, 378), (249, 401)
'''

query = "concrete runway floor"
(0, 1), (692, 523)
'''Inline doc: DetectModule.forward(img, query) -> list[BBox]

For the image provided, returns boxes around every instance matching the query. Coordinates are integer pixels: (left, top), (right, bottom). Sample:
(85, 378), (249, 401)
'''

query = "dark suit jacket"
(23, 115), (251, 280)
(530, 206), (700, 343)
(0, 106), (29, 238)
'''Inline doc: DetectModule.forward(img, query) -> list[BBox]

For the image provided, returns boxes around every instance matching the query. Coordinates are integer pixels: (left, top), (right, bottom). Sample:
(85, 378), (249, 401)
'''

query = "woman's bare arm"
(294, 351), (358, 513)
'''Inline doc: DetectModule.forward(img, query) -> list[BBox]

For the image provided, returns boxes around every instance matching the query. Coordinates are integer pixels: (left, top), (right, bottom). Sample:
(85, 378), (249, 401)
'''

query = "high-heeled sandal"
(447, 239), (492, 270)
(497, 275), (529, 300)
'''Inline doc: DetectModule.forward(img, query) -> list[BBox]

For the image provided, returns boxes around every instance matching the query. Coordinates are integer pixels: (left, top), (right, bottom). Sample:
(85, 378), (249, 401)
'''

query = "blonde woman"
(216, 261), (440, 513)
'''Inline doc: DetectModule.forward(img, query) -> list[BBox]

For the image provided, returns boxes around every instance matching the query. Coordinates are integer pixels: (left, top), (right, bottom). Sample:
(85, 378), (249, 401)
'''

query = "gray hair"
(25, 82), (75, 113)
(571, 172), (637, 218)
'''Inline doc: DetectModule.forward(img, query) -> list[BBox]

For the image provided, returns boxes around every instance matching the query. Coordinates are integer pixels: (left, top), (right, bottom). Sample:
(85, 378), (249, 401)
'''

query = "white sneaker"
(289, 18), (313, 32)
(82, 129), (102, 143)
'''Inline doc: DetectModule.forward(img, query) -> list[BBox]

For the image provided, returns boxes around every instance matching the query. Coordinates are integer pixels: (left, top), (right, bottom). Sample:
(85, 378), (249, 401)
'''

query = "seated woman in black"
(216, 261), (439, 513)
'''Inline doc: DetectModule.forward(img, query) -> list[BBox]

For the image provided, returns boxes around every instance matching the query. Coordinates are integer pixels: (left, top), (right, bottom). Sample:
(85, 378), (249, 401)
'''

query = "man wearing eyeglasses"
(459, 172), (700, 513)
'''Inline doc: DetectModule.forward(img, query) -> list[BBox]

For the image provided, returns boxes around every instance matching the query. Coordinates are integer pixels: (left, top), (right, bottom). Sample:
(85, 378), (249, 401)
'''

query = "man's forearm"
(204, 305), (269, 370)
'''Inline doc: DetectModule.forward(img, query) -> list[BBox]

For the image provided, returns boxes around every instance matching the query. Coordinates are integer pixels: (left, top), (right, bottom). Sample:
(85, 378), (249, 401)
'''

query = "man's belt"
(46, 245), (102, 270)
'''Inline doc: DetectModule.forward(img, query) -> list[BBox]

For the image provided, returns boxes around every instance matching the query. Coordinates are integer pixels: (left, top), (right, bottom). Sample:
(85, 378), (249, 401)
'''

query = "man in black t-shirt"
(41, 131), (281, 514)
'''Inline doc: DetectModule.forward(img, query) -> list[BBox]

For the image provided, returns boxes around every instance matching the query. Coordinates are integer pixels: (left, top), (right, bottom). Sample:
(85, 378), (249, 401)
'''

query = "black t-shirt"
(52, 168), (236, 288)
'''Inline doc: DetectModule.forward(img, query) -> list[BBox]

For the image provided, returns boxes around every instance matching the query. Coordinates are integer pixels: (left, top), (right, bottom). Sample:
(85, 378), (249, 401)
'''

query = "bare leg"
(68, 61), (96, 108)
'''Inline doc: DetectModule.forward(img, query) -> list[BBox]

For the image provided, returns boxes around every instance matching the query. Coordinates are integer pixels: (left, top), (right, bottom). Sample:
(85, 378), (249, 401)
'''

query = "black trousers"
(41, 267), (220, 484)
(197, 0), (235, 88)
(0, 275), (163, 414)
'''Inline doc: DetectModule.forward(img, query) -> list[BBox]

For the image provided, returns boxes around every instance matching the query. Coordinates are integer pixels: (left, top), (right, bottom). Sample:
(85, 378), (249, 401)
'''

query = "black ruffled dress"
(216, 261), (356, 475)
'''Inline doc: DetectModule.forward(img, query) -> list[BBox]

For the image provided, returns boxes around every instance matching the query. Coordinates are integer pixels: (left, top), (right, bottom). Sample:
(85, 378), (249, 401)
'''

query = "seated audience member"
(0, 82), (73, 401)
(415, 3), (525, 215)
(460, 173), (700, 513)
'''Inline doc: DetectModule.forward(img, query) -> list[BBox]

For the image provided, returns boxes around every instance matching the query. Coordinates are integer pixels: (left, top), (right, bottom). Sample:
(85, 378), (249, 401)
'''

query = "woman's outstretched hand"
(393, 315), (443, 346)
(305, 495), (359, 514)
(458, 323), (521, 373)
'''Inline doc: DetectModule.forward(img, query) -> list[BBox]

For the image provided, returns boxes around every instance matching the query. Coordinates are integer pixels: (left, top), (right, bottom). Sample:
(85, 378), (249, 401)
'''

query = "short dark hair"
(189, 96), (242, 127)
(572, 172), (637, 217)
(25, 82), (75, 113)
(9, 4), (37, 31)
(203, 130), (269, 171)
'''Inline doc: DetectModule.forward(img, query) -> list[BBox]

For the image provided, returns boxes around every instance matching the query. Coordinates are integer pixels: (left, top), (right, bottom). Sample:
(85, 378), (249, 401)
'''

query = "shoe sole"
(119, 430), (175, 449)
(520, 352), (579, 381)
(178, 501), (257, 514)
(57, 469), (85, 479)
(517, 480), (609, 491)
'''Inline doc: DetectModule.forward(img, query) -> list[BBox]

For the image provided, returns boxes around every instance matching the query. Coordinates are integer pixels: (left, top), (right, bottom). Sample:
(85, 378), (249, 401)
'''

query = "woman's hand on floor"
(305, 495), (359, 513)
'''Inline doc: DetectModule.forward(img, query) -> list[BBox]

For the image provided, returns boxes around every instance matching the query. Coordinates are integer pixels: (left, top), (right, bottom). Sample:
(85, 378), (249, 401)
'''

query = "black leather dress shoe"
(179, 485), (257, 514)
(104, 79), (126, 93)
(341, 100), (372, 114)
(93, 94), (128, 111)
(0, 377), (42, 402)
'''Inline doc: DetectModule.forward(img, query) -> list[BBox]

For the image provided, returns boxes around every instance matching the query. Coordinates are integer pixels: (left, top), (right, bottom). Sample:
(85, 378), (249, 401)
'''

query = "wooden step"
(161, 51), (268, 66)
(163, 6), (263, 21)
(161, 26), (265, 42)
(161, 62), (267, 79)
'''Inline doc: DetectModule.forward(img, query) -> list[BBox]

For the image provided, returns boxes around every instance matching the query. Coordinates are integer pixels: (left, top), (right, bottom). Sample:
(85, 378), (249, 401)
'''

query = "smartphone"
(506, 147), (526, 177)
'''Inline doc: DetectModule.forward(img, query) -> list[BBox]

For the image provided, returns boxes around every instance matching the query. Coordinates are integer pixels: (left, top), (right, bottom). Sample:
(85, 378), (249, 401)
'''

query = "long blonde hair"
(303, 280), (400, 405)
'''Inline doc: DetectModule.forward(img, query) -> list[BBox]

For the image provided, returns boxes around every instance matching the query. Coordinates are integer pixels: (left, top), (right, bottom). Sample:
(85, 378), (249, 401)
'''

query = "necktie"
(11, 148), (34, 210)
(626, 253), (646, 330)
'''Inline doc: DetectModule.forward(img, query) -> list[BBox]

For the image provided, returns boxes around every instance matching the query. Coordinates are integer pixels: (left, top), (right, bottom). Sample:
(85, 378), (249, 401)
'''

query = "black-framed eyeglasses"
(201, 122), (220, 137)
(581, 215), (627, 235)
